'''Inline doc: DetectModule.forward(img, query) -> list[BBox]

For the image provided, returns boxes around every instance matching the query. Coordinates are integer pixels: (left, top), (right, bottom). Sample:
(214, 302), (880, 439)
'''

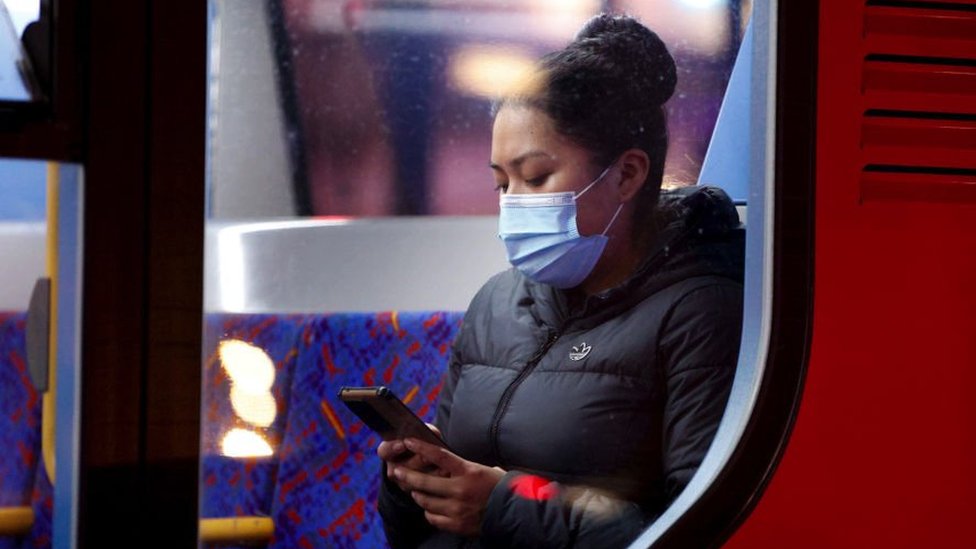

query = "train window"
(0, 158), (83, 548)
(2, 1), (39, 36)
(201, 1), (762, 548)
(0, 0), (42, 101)
(207, 0), (749, 219)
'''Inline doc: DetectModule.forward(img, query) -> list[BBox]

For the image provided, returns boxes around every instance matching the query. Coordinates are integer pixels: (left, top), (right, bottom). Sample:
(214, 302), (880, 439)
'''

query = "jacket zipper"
(488, 329), (562, 466)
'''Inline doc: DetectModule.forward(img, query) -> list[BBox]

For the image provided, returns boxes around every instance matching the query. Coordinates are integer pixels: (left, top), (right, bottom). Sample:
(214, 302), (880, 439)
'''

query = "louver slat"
(863, 60), (976, 114)
(862, 116), (976, 169)
(860, 1), (976, 203)
(860, 169), (976, 203)
(870, 0), (976, 6)
(864, 6), (976, 58)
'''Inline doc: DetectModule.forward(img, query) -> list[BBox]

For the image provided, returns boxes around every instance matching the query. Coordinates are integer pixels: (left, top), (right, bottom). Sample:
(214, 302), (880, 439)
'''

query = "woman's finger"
(403, 438), (465, 476)
(410, 490), (457, 517)
(392, 465), (453, 496)
(400, 452), (432, 471)
(377, 440), (406, 461)
(423, 511), (456, 533)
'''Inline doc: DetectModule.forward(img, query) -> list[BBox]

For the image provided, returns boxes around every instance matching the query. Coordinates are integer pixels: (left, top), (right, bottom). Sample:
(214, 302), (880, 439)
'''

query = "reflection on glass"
(0, 159), (45, 315)
(229, 386), (276, 428)
(0, 160), (83, 547)
(0, 1), (32, 101)
(202, 1), (750, 546)
(207, 0), (748, 219)
(2, 0), (38, 37)
(0, 157), (45, 542)
(0, 159), (45, 221)
(220, 428), (274, 458)
(219, 339), (277, 429)
(447, 45), (535, 100)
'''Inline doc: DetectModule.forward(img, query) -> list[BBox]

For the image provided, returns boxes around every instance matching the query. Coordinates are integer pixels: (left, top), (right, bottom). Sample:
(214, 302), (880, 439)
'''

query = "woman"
(378, 13), (744, 549)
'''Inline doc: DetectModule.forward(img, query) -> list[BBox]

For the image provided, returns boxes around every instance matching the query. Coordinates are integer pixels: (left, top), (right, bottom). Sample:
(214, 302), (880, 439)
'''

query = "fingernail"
(392, 467), (402, 479)
(392, 441), (404, 453)
(404, 439), (416, 450)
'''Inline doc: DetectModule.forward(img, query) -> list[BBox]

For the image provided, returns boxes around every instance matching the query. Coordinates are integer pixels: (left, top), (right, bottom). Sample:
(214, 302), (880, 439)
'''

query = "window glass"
(201, 1), (751, 547)
(0, 159), (84, 549)
(0, 158), (45, 548)
(207, 0), (749, 219)
(3, 0), (39, 37)
(0, 0), (40, 101)
(0, 158), (45, 310)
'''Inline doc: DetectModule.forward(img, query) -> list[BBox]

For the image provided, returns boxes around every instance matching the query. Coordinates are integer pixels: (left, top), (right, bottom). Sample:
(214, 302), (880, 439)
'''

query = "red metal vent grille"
(860, 1), (976, 202)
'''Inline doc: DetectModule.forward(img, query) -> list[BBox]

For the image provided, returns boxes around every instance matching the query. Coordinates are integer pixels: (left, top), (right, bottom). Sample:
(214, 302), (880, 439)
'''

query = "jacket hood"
(527, 185), (745, 325)
(636, 185), (745, 291)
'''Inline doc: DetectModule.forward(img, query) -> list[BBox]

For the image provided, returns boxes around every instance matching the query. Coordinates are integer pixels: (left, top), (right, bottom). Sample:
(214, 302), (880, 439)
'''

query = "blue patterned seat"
(269, 311), (462, 549)
(199, 313), (308, 549)
(0, 312), (46, 549)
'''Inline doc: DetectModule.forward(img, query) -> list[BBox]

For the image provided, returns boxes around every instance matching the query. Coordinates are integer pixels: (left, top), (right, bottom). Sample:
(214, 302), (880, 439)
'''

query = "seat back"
(269, 311), (462, 549)
(200, 314), (307, 522)
(0, 312), (46, 549)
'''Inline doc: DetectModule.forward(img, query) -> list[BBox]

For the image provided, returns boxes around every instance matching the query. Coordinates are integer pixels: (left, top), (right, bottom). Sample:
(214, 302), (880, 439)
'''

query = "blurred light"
(448, 46), (535, 100)
(219, 340), (274, 392)
(215, 220), (353, 313)
(621, 0), (730, 56)
(528, 0), (599, 42)
(216, 227), (246, 312)
(220, 428), (273, 458)
(229, 386), (277, 428)
(678, 0), (726, 8)
(3, 0), (39, 36)
(530, 0), (600, 15)
(219, 339), (276, 427)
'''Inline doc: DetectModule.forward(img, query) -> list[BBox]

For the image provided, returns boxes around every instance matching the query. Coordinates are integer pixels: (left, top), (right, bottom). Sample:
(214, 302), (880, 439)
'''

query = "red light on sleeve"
(509, 474), (559, 501)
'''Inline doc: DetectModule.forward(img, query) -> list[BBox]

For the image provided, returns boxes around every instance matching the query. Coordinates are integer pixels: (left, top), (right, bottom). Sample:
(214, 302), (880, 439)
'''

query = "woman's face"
(490, 105), (621, 238)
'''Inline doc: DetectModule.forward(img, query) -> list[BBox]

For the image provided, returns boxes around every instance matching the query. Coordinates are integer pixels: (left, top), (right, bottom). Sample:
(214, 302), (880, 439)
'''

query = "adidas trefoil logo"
(569, 342), (592, 361)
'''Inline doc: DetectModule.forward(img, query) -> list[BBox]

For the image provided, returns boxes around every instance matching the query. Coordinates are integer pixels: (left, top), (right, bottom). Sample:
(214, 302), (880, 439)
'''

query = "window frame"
(629, 0), (818, 546)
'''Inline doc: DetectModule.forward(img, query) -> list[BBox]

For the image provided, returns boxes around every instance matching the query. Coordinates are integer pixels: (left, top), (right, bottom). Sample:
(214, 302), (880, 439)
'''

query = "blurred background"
(208, 0), (751, 219)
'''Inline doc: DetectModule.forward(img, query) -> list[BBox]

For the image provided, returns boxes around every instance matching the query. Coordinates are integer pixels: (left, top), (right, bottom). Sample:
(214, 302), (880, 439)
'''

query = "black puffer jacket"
(380, 186), (744, 549)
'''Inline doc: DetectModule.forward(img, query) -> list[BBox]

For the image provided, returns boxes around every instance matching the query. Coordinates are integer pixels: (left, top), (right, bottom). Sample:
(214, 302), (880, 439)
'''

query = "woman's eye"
(526, 174), (548, 186)
(494, 182), (509, 193)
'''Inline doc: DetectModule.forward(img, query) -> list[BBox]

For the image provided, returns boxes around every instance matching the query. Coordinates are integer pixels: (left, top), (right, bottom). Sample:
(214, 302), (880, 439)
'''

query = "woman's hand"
(377, 424), (447, 492)
(391, 437), (506, 537)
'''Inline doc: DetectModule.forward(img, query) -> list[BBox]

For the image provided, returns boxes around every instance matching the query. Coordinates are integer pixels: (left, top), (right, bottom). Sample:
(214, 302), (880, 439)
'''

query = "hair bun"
(574, 13), (677, 106)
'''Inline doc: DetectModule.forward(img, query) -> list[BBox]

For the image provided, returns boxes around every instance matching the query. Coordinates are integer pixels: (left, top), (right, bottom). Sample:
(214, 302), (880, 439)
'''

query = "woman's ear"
(616, 148), (650, 202)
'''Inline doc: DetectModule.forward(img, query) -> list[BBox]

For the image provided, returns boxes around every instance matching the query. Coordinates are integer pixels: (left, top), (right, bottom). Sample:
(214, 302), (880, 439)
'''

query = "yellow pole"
(42, 161), (59, 483)
(0, 507), (34, 536)
(198, 517), (275, 542)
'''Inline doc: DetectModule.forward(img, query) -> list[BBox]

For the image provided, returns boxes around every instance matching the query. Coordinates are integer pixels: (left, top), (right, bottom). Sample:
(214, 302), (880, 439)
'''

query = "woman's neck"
(579, 226), (650, 296)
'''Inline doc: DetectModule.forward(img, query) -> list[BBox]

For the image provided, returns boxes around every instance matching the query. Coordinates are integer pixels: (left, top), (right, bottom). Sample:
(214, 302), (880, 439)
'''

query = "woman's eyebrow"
(489, 150), (552, 171)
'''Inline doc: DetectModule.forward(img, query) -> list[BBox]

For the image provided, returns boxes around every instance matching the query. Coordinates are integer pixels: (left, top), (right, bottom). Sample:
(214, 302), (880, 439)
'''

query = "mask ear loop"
(574, 163), (615, 199)
(601, 203), (625, 236)
(575, 161), (624, 236)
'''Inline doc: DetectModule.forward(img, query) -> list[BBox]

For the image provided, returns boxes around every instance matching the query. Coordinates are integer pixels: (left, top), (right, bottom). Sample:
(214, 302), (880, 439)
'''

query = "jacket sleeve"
(481, 471), (651, 549)
(657, 282), (742, 501)
(433, 330), (464, 434)
(377, 466), (436, 549)
(378, 320), (468, 548)
(480, 281), (742, 549)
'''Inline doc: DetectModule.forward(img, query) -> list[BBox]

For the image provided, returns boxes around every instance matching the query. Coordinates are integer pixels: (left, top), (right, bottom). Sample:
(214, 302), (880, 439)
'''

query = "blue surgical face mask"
(497, 164), (624, 289)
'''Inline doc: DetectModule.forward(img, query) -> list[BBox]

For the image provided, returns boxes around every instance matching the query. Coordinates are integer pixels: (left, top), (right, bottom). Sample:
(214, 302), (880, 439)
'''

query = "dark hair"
(496, 13), (677, 237)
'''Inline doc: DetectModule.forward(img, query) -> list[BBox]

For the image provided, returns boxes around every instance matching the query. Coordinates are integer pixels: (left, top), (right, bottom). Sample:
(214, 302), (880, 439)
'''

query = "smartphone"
(337, 386), (447, 449)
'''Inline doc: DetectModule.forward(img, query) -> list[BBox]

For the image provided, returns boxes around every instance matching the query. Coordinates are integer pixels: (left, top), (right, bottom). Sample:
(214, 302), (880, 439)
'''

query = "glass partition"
(2, 1), (38, 37)
(0, 159), (83, 549)
(208, 0), (749, 219)
(0, 0), (41, 101)
(201, 1), (751, 547)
